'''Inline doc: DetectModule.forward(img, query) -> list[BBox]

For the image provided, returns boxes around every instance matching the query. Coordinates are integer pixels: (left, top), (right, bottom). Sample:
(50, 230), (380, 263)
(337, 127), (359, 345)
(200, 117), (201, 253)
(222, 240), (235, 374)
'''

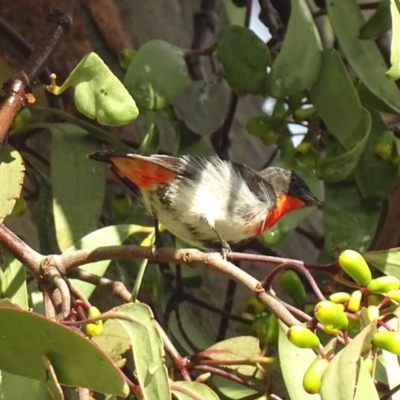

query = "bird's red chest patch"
(252, 194), (304, 236)
(110, 157), (176, 190)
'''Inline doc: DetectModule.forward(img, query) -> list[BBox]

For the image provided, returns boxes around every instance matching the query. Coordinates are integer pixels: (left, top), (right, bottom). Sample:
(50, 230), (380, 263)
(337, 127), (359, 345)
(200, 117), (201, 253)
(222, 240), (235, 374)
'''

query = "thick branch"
(60, 245), (301, 326)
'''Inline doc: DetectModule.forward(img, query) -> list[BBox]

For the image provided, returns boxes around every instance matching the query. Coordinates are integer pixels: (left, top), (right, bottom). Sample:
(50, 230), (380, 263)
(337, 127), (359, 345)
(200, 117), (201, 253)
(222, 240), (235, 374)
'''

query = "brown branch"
(0, 0), (80, 144)
(59, 245), (302, 327)
(186, 0), (219, 81)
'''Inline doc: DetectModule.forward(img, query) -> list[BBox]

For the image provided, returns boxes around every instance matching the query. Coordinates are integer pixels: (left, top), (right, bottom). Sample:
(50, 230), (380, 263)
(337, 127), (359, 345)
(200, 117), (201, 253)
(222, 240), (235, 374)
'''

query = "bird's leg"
(210, 225), (232, 259)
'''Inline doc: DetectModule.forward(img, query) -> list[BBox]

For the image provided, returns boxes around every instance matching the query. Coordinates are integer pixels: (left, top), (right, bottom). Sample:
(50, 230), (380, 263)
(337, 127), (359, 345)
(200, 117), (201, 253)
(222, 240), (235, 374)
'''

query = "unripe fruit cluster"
(284, 249), (400, 394)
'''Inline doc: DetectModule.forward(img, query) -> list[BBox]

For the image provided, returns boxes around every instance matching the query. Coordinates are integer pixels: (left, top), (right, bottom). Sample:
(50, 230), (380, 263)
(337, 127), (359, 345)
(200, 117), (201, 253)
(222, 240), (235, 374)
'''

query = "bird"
(89, 151), (323, 250)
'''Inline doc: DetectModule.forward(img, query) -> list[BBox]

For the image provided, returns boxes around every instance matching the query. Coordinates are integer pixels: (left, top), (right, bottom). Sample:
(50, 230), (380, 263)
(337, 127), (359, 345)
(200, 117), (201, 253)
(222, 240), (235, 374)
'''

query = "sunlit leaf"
(48, 52), (138, 126)
(354, 358), (380, 400)
(320, 323), (376, 400)
(200, 336), (260, 376)
(0, 251), (28, 309)
(364, 247), (400, 278)
(268, 0), (322, 97)
(0, 306), (128, 396)
(50, 123), (106, 251)
(387, 0), (400, 80)
(0, 145), (24, 224)
(112, 303), (170, 400)
(278, 322), (320, 400)
(171, 381), (220, 400)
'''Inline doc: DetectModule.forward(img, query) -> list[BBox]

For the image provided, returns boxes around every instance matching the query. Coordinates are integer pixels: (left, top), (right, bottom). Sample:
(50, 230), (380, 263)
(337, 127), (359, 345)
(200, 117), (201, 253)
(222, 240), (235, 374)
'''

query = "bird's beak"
(299, 189), (325, 209)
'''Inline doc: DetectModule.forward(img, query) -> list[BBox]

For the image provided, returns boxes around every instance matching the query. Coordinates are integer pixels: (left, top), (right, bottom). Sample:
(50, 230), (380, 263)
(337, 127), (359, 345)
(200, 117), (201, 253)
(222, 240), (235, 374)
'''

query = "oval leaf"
(173, 79), (230, 136)
(323, 182), (382, 257)
(217, 25), (270, 95)
(387, 0), (400, 80)
(268, 0), (322, 97)
(310, 49), (365, 149)
(318, 109), (371, 182)
(124, 40), (189, 110)
(53, 52), (138, 126)
(112, 303), (170, 400)
(327, 0), (400, 114)
(50, 123), (106, 251)
(320, 323), (376, 400)
(0, 306), (128, 396)
(0, 145), (24, 223)
(364, 247), (400, 278)
(359, 0), (391, 40)
(278, 322), (321, 400)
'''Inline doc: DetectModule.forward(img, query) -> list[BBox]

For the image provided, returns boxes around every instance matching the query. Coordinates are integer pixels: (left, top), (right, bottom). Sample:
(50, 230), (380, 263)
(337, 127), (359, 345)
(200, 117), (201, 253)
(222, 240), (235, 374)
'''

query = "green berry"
(111, 193), (132, 222)
(387, 289), (400, 302)
(278, 270), (307, 308)
(287, 325), (320, 349)
(374, 130), (394, 161)
(329, 292), (351, 304)
(338, 250), (372, 286)
(314, 300), (349, 334)
(11, 197), (27, 216)
(367, 276), (400, 294)
(373, 331), (400, 355)
(367, 306), (380, 323)
(85, 306), (103, 337)
(302, 358), (329, 394)
(347, 290), (362, 313)
(266, 314), (279, 345)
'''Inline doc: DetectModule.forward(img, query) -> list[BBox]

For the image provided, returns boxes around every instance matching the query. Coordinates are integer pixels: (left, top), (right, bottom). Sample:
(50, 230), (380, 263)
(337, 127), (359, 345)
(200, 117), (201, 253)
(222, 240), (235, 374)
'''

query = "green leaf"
(323, 183), (382, 257)
(217, 25), (270, 94)
(173, 79), (230, 136)
(211, 375), (262, 399)
(359, 0), (391, 40)
(268, 0), (322, 97)
(50, 123), (106, 251)
(387, 0), (400, 80)
(171, 381), (220, 400)
(355, 110), (398, 200)
(0, 251), (28, 309)
(354, 358), (380, 400)
(124, 40), (189, 110)
(0, 306), (129, 396)
(67, 224), (154, 299)
(364, 248), (400, 278)
(320, 323), (376, 400)
(2, 372), (53, 400)
(310, 49), (365, 149)
(317, 109), (371, 182)
(50, 52), (138, 126)
(0, 145), (24, 223)
(278, 323), (321, 400)
(112, 303), (170, 400)
(327, 0), (400, 114)
(201, 336), (260, 376)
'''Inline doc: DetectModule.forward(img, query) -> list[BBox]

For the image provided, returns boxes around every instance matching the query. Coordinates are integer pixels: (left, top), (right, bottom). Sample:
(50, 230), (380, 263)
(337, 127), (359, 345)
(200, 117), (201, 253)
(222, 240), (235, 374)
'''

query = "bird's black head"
(258, 167), (324, 208)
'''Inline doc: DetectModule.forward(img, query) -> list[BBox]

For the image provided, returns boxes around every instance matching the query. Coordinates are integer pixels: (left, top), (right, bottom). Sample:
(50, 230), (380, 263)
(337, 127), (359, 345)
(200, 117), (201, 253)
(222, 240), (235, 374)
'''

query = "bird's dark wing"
(233, 163), (277, 205)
